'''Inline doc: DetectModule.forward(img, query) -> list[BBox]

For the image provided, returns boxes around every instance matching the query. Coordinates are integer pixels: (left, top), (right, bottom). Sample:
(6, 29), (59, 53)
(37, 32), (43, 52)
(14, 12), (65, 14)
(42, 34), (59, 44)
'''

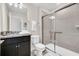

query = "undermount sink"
(19, 30), (30, 34)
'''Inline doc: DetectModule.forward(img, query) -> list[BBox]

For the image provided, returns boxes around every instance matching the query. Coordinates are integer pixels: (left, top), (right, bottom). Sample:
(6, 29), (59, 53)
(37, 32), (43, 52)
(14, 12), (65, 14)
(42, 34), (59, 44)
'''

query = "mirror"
(7, 3), (27, 32)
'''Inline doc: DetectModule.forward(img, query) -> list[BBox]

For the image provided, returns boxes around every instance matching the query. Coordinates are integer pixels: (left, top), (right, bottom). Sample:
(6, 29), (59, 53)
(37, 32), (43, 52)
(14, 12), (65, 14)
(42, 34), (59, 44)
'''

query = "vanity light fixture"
(19, 3), (23, 9)
(9, 3), (13, 6)
(8, 3), (23, 9)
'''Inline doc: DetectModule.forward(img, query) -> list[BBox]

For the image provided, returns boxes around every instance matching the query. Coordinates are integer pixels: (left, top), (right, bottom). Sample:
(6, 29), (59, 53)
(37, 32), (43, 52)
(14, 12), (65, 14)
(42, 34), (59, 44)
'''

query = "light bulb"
(19, 5), (22, 9)
(14, 3), (18, 8)
(9, 3), (13, 6)
(19, 3), (23, 9)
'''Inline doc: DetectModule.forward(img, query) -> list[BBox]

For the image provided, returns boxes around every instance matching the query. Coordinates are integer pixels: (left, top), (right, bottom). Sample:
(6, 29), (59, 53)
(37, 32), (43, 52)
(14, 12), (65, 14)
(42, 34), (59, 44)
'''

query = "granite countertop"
(0, 33), (31, 39)
(0, 40), (4, 44)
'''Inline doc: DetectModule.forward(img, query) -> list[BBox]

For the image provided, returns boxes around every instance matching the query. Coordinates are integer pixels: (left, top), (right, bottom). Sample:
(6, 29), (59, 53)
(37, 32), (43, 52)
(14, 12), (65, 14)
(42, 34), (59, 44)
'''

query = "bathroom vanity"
(0, 34), (31, 56)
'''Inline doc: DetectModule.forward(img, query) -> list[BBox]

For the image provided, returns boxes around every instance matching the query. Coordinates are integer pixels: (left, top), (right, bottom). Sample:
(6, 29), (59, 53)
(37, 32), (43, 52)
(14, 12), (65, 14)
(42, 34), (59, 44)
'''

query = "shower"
(49, 16), (56, 53)
(42, 3), (79, 56)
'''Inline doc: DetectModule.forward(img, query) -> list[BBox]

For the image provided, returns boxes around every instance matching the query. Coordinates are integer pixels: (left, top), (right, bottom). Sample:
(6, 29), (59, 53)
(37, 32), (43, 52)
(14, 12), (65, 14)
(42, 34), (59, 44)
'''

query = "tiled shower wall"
(55, 4), (79, 53)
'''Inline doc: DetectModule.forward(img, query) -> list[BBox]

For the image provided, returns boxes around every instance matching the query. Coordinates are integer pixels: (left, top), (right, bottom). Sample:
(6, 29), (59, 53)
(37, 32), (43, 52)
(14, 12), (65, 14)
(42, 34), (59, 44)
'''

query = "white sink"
(19, 30), (30, 34)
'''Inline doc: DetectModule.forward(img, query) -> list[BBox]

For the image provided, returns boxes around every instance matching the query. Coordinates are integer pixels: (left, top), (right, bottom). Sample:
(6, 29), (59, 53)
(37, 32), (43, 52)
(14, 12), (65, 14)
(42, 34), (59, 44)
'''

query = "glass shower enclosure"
(42, 4), (79, 56)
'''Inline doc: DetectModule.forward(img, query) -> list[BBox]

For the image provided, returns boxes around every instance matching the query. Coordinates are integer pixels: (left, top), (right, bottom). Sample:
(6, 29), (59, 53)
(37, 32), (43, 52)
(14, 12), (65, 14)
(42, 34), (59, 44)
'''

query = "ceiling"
(30, 3), (69, 12)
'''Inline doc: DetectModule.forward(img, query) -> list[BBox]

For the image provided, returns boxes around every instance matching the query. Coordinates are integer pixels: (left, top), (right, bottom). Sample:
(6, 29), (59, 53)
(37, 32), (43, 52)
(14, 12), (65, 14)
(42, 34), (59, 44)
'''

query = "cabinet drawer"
(1, 43), (18, 56)
(2, 36), (30, 44)
(17, 36), (30, 43)
(3, 38), (18, 44)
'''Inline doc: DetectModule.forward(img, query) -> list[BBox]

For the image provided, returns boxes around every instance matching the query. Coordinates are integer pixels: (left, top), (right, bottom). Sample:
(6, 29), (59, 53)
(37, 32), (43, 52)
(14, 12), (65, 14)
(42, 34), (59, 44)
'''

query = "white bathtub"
(46, 43), (79, 56)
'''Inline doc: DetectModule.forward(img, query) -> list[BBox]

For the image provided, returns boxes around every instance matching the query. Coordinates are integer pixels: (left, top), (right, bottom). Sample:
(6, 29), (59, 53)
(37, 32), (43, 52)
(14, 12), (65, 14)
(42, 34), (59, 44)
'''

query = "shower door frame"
(42, 3), (76, 53)
(42, 15), (56, 53)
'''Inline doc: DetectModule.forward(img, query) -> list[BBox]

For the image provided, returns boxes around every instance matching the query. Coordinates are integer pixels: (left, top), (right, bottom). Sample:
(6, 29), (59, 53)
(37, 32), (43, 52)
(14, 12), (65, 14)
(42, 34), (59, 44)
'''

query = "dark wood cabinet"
(0, 44), (1, 56)
(4, 44), (18, 56)
(18, 42), (30, 56)
(1, 35), (31, 56)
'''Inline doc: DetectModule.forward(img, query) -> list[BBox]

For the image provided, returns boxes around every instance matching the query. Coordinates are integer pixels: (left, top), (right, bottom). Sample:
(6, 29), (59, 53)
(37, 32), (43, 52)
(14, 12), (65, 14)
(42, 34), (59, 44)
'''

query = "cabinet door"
(18, 42), (30, 56)
(4, 44), (18, 56)
(0, 44), (1, 56)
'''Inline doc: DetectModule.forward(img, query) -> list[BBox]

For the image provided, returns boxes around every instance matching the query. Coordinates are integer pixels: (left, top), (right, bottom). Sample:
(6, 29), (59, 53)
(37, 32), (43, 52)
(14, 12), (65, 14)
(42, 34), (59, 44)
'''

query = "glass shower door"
(43, 4), (79, 56)
(42, 15), (56, 52)
(55, 4), (79, 55)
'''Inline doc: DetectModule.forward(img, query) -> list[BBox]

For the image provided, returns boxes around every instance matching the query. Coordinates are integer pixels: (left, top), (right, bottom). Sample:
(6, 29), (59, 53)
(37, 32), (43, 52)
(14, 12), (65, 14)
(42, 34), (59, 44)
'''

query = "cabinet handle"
(16, 45), (18, 48)
(16, 45), (20, 48)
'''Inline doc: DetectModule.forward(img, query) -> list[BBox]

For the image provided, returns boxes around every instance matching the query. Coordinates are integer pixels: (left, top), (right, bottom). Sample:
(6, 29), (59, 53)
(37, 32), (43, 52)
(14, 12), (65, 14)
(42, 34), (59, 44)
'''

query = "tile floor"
(31, 44), (59, 56)
(31, 48), (59, 56)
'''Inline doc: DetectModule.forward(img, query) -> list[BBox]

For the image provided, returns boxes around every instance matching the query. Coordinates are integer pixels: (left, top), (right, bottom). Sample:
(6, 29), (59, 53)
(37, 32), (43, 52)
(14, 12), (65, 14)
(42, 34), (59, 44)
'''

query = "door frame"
(39, 9), (50, 44)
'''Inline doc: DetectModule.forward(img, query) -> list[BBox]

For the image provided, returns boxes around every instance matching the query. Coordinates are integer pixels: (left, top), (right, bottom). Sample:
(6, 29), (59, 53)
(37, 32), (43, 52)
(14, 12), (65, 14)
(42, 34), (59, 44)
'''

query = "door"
(18, 42), (30, 56)
(42, 15), (55, 44)
(4, 44), (18, 56)
(55, 4), (79, 55)
(42, 4), (79, 55)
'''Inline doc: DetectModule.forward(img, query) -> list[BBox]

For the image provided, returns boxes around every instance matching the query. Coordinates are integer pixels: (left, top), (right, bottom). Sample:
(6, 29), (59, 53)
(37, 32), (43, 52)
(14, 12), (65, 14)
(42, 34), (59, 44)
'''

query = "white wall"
(0, 4), (2, 32)
(2, 4), (9, 31)
(0, 3), (9, 32)
(26, 4), (39, 34)
(25, 4), (45, 42)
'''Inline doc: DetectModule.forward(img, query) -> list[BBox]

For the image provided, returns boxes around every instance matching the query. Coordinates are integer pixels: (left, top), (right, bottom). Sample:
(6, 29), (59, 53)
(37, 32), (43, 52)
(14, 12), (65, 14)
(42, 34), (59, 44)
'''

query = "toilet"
(31, 35), (45, 56)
